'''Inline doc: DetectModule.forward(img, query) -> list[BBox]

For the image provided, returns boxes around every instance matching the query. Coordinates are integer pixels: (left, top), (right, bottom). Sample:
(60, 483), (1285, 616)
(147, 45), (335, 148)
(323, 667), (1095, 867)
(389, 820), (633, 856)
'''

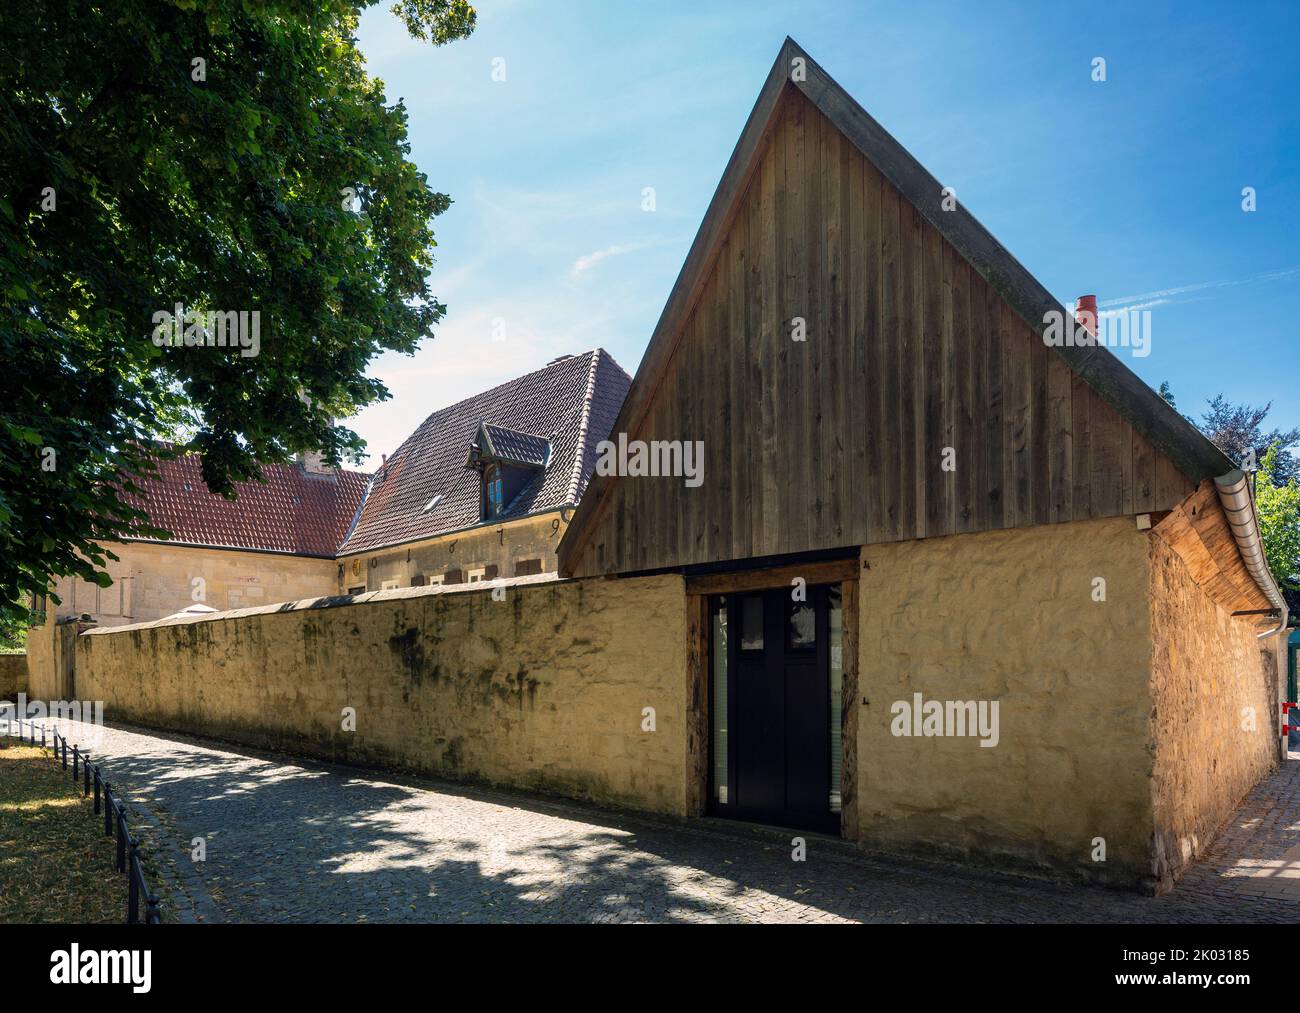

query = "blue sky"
(348, 0), (1299, 461)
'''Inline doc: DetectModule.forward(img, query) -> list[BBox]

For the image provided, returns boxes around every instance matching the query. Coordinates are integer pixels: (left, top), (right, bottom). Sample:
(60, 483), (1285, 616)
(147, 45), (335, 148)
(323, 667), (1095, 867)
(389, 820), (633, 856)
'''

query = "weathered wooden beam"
(840, 578), (860, 842)
(684, 593), (710, 817)
(685, 557), (859, 597)
(1152, 482), (1270, 615)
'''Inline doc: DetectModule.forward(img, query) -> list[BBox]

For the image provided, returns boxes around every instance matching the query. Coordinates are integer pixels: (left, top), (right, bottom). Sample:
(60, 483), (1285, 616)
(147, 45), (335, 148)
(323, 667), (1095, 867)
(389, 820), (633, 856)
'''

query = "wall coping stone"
(81, 571), (579, 636)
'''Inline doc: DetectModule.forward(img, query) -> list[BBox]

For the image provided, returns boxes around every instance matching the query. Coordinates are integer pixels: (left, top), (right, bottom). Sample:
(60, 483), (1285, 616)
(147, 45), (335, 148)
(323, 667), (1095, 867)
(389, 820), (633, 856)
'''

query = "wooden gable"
(559, 42), (1230, 579)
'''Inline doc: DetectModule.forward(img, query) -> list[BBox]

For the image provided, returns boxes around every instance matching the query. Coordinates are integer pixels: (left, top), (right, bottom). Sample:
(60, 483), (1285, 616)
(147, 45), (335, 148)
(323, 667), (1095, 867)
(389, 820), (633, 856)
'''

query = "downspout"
(1214, 469), (1288, 639)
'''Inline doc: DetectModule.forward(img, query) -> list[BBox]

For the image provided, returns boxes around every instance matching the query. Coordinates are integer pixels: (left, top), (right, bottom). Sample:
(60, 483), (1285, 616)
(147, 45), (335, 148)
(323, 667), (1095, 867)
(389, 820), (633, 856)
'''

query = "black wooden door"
(713, 585), (837, 833)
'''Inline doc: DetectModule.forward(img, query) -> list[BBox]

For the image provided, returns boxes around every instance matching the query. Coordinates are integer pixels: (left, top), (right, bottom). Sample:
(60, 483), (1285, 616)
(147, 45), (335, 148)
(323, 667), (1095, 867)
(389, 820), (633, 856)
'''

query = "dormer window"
(484, 464), (504, 517)
(465, 421), (551, 523)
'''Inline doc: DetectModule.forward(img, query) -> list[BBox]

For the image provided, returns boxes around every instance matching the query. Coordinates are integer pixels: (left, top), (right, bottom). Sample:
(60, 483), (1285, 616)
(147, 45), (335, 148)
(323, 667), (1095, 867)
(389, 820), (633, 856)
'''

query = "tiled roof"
(340, 349), (631, 555)
(121, 455), (371, 557)
(478, 423), (551, 468)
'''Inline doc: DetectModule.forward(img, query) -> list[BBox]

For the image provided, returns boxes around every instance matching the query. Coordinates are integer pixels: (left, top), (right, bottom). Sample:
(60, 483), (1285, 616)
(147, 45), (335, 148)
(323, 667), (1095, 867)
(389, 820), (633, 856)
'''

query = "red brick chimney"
(1075, 294), (1098, 337)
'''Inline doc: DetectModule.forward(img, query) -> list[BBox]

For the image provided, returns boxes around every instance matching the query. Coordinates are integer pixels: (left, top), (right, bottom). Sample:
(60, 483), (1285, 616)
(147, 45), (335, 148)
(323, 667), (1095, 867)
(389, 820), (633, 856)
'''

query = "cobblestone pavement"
(30, 719), (1300, 924)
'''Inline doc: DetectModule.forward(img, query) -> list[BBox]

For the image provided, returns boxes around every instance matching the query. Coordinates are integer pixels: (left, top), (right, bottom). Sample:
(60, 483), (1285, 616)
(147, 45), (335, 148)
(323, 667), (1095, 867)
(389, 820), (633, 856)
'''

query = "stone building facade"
(46, 453), (367, 629)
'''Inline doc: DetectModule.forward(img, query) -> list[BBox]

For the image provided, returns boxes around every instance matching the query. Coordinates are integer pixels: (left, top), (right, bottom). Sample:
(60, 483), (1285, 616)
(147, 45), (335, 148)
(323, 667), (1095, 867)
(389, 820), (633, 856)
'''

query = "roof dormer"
(465, 422), (551, 520)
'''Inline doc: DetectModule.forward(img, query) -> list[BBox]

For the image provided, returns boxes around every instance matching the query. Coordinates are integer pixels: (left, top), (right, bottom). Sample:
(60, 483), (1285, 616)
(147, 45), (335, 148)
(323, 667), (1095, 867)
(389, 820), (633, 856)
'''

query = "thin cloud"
(570, 240), (655, 277)
(1097, 266), (1300, 313)
(1098, 299), (1171, 317)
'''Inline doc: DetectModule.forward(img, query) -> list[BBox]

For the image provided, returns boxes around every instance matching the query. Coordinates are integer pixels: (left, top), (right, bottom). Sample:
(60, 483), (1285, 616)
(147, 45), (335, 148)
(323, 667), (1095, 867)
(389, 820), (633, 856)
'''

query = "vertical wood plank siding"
(564, 88), (1194, 577)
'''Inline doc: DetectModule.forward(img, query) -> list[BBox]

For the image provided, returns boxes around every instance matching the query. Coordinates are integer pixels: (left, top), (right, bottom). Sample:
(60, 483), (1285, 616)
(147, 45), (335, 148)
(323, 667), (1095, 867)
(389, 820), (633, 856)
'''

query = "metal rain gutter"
(1214, 469), (1289, 639)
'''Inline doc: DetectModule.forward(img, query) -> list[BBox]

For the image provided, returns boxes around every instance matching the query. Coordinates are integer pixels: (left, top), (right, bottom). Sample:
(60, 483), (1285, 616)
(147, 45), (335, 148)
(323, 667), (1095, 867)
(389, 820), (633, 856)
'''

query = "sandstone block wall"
(25, 615), (75, 702)
(1148, 534), (1279, 886)
(75, 574), (689, 815)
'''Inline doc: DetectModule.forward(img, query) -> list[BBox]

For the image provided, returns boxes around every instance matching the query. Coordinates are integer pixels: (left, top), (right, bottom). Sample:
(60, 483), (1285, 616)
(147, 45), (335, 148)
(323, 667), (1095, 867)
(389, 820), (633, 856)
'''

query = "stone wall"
(30, 510), (1282, 892)
(25, 615), (77, 702)
(854, 516), (1157, 889)
(25, 613), (54, 699)
(1148, 534), (1279, 887)
(0, 654), (27, 701)
(75, 573), (689, 815)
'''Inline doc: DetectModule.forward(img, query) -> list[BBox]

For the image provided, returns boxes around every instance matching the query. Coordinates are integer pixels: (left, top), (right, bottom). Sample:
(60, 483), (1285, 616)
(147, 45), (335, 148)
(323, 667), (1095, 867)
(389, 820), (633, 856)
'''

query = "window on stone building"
(484, 464), (504, 518)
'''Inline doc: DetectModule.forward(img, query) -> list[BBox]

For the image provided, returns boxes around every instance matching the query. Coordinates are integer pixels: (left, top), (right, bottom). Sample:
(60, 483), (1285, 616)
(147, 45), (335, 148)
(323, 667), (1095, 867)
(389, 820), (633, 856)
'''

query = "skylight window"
(422, 494), (443, 513)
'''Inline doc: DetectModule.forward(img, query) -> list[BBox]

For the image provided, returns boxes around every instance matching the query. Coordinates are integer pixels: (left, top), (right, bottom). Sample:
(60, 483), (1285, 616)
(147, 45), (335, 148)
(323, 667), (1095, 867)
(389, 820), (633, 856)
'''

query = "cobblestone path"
(33, 719), (1300, 924)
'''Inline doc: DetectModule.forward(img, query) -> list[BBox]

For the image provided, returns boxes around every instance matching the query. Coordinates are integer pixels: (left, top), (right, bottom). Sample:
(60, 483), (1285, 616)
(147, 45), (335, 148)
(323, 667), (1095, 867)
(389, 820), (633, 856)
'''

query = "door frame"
(685, 557), (859, 839)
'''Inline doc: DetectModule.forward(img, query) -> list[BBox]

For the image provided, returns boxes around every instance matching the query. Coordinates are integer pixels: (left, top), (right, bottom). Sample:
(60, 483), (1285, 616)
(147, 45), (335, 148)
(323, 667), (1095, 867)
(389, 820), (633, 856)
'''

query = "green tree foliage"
(1200, 394), (1299, 482)
(0, 1), (475, 627)
(1257, 445), (1300, 593)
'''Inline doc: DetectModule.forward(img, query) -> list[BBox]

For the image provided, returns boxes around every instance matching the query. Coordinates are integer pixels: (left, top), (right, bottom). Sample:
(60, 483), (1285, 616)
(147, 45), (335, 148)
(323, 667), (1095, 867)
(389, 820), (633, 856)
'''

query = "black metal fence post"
(115, 806), (127, 873)
(127, 839), (140, 924)
(23, 733), (162, 925)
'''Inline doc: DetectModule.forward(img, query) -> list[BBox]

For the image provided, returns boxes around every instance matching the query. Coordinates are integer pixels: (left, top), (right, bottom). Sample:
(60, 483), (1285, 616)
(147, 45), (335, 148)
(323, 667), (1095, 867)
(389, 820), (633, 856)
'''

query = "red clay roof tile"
(121, 456), (370, 557)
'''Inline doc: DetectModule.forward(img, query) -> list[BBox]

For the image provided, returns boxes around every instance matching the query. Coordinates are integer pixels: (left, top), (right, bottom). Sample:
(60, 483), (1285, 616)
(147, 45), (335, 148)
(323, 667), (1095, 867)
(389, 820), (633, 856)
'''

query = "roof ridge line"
(565, 349), (604, 506)
(382, 349), (596, 464)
